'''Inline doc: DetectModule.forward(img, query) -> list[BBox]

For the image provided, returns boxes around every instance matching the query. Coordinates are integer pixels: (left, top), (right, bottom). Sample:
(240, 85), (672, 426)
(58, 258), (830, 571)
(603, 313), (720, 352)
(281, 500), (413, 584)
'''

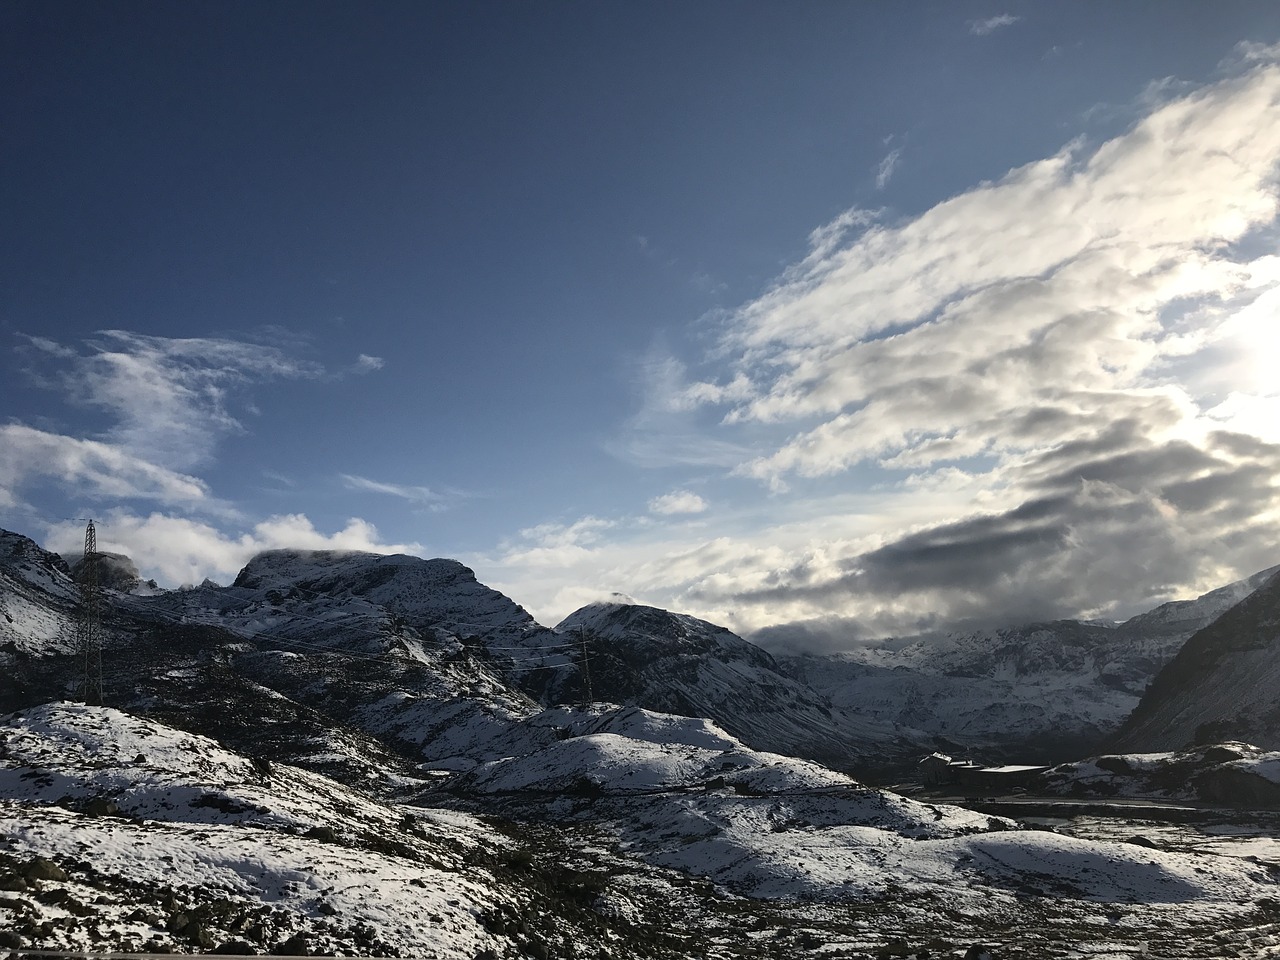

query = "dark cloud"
(735, 430), (1280, 652)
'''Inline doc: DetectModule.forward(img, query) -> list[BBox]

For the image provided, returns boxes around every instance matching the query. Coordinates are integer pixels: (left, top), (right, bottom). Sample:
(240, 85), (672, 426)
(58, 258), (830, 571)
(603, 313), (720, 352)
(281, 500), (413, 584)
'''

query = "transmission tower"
(578, 626), (593, 710)
(76, 519), (104, 705)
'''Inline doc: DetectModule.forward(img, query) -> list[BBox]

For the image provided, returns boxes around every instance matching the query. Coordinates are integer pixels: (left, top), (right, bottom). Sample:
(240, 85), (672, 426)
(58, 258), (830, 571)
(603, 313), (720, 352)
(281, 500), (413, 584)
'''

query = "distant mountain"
(1112, 569), (1280, 752)
(778, 565), (1280, 762)
(557, 601), (923, 768)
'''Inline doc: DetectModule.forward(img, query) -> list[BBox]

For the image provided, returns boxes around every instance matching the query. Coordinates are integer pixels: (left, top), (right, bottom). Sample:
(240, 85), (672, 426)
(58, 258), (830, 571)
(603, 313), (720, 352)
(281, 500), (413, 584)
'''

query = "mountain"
(778, 565), (1280, 762)
(557, 601), (924, 768)
(5, 527), (1280, 956)
(1111, 569), (1280, 752)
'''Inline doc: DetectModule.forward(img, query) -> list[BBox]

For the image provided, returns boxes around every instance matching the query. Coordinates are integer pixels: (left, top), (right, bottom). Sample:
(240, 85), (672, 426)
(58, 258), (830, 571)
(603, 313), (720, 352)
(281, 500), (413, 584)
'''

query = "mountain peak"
(232, 548), (537, 636)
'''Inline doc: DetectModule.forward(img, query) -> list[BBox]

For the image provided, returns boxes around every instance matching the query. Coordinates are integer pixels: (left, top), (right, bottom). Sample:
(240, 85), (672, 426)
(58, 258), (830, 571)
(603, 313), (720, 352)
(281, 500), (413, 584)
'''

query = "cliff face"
(1112, 570), (1280, 752)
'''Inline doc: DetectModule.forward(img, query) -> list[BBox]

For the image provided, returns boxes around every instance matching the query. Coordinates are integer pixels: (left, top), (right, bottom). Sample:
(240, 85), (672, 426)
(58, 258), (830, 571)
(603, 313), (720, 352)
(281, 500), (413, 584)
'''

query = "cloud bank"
(510, 47), (1280, 648)
(6, 331), (414, 586)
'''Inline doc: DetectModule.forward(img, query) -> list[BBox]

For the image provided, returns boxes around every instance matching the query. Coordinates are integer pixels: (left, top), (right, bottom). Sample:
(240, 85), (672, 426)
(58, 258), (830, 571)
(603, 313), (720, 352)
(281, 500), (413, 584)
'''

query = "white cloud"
(690, 52), (1280, 491)
(606, 352), (756, 468)
(969, 14), (1020, 36)
(648, 490), (709, 515)
(41, 511), (420, 588)
(500, 516), (617, 568)
(21, 330), (324, 471)
(875, 147), (902, 190)
(340, 474), (455, 511)
(0, 424), (212, 509)
(495, 49), (1280, 646)
(352, 353), (385, 373)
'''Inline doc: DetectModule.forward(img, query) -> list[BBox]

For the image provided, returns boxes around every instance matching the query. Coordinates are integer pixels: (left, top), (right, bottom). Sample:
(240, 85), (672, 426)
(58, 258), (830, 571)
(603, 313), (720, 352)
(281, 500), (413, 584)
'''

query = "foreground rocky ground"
(2, 703), (1280, 959)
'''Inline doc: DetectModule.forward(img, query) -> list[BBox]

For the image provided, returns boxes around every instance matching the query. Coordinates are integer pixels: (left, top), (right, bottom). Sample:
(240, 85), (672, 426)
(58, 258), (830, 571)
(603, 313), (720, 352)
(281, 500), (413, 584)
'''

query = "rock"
(303, 825), (338, 843)
(1126, 835), (1159, 849)
(0, 872), (28, 891)
(85, 796), (121, 817)
(180, 921), (215, 949)
(963, 946), (994, 960)
(0, 931), (23, 949)
(23, 857), (67, 882)
(279, 933), (311, 955)
(213, 940), (258, 955)
(1203, 744), (1247, 763)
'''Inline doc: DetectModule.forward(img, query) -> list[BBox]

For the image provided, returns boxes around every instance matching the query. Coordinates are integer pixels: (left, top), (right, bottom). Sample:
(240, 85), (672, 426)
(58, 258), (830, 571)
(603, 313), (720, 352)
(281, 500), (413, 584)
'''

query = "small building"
(917, 754), (1048, 793)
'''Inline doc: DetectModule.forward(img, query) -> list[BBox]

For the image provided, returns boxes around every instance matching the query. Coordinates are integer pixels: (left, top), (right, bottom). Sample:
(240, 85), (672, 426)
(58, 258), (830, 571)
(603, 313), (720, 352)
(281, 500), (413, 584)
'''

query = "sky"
(4, 2), (1280, 650)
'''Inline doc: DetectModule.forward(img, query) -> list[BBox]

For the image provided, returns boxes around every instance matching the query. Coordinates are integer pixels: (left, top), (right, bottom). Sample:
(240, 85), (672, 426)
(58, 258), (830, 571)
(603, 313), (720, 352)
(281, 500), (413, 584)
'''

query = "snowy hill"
(778, 565), (1280, 761)
(557, 601), (923, 767)
(1112, 569), (1280, 752)
(1043, 741), (1280, 806)
(5, 702), (1280, 957)
(0, 702), (700, 956)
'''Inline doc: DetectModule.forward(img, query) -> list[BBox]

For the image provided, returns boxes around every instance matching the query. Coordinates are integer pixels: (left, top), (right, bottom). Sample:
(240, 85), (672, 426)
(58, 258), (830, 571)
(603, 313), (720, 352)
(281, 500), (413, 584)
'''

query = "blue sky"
(5, 3), (1280, 648)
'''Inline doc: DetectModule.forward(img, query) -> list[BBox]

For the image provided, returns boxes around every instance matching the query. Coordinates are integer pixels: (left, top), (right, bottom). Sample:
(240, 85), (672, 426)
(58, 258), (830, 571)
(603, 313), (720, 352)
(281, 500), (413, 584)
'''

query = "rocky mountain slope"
(778, 565), (1280, 762)
(1111, 570), (1280, 752)
(5, 529), (926, 771)
(558, 601), (922, 769)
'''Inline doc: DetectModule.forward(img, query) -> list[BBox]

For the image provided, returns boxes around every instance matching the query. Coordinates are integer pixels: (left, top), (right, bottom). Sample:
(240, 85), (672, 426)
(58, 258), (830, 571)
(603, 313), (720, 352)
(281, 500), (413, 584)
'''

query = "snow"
(6, 529), (1280, 957)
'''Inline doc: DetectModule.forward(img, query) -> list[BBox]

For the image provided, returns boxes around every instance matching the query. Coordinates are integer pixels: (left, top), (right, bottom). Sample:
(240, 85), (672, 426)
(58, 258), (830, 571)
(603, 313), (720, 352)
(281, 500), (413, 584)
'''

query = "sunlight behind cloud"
(488, 48), (1280, 645)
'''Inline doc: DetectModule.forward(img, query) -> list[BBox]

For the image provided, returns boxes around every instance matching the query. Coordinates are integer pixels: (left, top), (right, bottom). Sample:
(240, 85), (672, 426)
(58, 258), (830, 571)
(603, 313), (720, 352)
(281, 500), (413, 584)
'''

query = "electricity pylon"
(578, 626), (593, 710)
(75, 519), (104, 705)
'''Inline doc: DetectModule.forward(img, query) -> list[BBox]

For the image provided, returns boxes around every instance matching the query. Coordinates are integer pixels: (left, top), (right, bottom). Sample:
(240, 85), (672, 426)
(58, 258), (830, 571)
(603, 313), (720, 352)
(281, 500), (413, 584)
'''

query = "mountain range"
(4, 525), (1280, 956)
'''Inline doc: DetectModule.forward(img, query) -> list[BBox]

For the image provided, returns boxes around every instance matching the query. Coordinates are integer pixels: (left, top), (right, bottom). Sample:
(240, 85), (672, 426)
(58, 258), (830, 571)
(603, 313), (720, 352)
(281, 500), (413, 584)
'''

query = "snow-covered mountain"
(1112, 569), (1280, 752)
(557, 601), (923, 768)
(778, 565), (1280, 762)
(6, 527), (1280, 956)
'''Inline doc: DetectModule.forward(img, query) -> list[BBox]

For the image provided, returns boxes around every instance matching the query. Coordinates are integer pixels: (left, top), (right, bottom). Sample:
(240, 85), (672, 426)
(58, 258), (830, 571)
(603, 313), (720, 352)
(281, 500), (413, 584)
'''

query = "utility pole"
(578, 625), (592, 710)
(75, 519), (104, 705)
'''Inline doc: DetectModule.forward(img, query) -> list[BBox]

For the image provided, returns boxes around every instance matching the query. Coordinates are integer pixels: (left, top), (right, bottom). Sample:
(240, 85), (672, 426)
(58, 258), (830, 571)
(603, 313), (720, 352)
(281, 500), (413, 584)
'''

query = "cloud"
(605, 352), (756, 468)
(691, 51), (1280, 486)
(648, 490), (709, 515)
(341, 473), (453, 511)
(501, 516), (617, 568)
(41, 511), (420, 588)
(19, 330), (324, 471)
(502, 48), (1280, 649)
(4, 330), (392, 522)
(352, 353), (385, 374)
(968, 14), (1020, 36)
(0, 424), (212, 510)
(875, 147), (902, 190)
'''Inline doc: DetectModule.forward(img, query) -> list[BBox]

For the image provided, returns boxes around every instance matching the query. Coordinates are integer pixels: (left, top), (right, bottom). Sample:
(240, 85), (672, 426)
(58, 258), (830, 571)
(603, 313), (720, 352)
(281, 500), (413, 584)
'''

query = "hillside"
(1112, 570), (1280, 752)
(557, 601), (923, 768)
